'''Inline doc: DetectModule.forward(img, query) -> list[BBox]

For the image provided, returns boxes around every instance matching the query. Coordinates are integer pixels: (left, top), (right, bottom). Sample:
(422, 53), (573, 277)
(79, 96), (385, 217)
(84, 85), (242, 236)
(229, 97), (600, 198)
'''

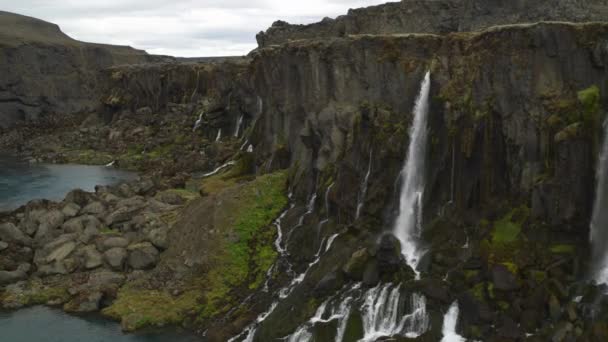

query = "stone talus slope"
(257, 0), (608, 48)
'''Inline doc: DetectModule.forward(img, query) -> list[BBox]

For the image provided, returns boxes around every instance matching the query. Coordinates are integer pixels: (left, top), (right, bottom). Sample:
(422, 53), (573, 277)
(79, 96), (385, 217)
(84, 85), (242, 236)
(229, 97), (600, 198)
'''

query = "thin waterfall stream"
(392, 71), (431, 277)
(591, 119), (608, 285)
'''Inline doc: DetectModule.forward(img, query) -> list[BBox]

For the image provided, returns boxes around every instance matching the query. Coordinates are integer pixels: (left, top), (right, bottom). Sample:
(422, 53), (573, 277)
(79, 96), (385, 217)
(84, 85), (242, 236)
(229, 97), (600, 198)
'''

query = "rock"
(343, 248), (370, 280)
(46, 241), (76, 263)
(552, 321), (574, 342)
(491, 264), (519, 291)
(127, 242), (159, 270)
(0, 241), (8, 251)
(34, 234), (77, 265)
(39, 210), (65, 230)
(64, 291), (103, 313)
(0, 222), (31, 246)
(147, 227), (169, 250)
(362, 260), (380, 286)
(101, 237), (129, 250)
(64, 189), (95, 207)
(417, 278), (449, 302)
(314, 270), (343, 296)
(62, 203), (81, 218)
(81, 202), (106, 216)
(157, 192), (185, 205)
(375, 234), (402, 275)
(497, 316), (523, 339)
(62, 217), (84, 234)
(104, 248), (127, 270)
(0, 269), (27, 285)
(82, 245), (103, 270)
(80, 225), (99, 244)
(105, 206), (143, 227)
(549, 295), (562, 321)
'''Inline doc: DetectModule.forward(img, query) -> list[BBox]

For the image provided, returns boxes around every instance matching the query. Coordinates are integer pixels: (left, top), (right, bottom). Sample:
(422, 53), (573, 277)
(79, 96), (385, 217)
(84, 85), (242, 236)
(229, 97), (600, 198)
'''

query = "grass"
(0, 280), (69, 307)
(200, 171), (288, 318)
(102, 283), (201, 331)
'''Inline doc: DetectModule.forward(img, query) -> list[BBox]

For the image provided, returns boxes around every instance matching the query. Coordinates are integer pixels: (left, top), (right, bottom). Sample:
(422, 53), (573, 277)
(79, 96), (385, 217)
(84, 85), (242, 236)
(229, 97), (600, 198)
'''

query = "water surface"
(0, 306), (199, 342)
(0, 155), (137, 211)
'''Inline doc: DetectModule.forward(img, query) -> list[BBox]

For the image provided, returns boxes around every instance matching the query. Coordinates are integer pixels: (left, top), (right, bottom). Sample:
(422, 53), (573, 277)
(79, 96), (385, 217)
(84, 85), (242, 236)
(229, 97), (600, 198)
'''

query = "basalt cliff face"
(0, 11), (170, 129)
(2, 3), (608, 342)
(256, 0), (608, 48)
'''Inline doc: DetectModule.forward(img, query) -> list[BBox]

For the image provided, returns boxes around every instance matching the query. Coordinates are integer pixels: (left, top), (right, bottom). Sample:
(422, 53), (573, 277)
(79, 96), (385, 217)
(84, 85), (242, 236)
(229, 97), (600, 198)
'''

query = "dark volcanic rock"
(256, 0), (608, 48)
(0, 11), (170, 129)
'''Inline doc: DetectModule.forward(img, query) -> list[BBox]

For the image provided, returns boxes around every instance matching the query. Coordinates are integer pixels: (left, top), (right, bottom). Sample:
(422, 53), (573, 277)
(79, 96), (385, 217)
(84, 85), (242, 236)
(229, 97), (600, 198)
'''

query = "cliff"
(0, 11), (170, 129)
(2, 5), (608, 342)
(257, 0), (608, 47)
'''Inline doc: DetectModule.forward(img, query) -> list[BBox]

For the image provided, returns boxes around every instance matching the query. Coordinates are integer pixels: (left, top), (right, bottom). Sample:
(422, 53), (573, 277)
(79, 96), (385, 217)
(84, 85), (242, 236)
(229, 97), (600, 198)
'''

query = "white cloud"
(0, 0), (392, 57)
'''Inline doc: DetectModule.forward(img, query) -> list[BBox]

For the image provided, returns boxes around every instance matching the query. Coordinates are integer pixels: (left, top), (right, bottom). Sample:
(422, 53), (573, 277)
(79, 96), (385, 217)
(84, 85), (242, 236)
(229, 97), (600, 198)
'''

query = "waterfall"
(284, 283), (428, 342)
(441, 301), (465, 342)
(200, 161), (235, 178)
(591, 119), (608, 284)
(234, 115), (244, 137)
(216, 129), (222, 142)
(356, 149), (373, 220)
(392, 71), (431, 276)
(247, 145), (254, 153)
(193, 112), (203, 132)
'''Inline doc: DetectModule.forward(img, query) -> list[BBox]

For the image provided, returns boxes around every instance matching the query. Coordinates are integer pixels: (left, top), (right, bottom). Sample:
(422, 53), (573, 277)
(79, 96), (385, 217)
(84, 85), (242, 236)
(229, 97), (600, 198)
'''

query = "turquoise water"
(0, 306), (200, 342)
(0, 155), (137, 211)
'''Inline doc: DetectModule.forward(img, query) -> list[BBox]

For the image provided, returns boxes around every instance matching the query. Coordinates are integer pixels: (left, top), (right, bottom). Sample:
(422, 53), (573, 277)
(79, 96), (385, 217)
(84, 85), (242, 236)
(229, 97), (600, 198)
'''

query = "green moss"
(0, 280), (69, 307)
(530, 270), (547, 283)
(162, 188), (199, 201)
(501, 262), (518, 274)
(498, 301), (510, 311)
(491, 206), (529, 244)
(470, 282), (486, 301)
(200, 171), (288, 318)
(578, 85), (601, 116)
(550, 244), (575, 254)
(102, 284), (201, 331)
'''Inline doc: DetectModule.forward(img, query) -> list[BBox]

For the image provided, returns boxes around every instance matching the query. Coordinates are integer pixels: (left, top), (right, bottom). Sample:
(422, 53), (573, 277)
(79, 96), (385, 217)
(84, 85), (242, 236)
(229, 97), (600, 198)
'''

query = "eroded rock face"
(0, 11), (169, 129)
(256, 0), (608, 48)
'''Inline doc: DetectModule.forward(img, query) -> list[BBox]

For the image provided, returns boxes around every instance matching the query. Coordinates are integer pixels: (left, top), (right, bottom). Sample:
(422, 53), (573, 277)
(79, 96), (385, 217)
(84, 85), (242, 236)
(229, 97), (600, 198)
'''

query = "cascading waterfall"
(441, 301), (466, 342)
(234, 114), (244, 137)
(216, 129), (222, 142)
(392, 71), (431, 276)
(284, 283), (428, 342)
(200, 161), (236, 178)
(356, 149), (373, 220)
(591, 119), (608, 284)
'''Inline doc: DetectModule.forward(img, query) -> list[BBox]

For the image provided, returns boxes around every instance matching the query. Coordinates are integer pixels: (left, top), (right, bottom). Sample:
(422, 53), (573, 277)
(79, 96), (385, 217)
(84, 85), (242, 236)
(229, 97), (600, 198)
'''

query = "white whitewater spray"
(200, 161), (235, 178)
(356, 149), (373, 220)
(441, 301), (466, 342)
(215, 129), (222, 142)
(591, 119), (608, 284)
(285, 283), (428, 342)
(234, 114), (244, 137)
(392, 71), (431, 276)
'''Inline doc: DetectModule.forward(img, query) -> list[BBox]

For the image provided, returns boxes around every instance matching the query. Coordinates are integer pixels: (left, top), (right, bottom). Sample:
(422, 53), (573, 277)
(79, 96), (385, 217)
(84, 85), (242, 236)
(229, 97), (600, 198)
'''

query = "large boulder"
(81, 245), (103, 270)
(0, 222), (31, 246)
(127, 242), (159, 270)
(61, 203), (81, 218)
(0, 264), (29, 285)
(492, 264), (520, 291)
(39, 210), (65, 230)
(81, 202), (106, 216)
(100, 236), (129, 251)
(104, 247), (127, 270)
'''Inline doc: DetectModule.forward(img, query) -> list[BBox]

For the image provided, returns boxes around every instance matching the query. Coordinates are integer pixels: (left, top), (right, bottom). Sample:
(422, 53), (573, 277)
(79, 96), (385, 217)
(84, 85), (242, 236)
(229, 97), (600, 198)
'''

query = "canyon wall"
(257, 0), (608, 48)
(0, 11), (170, 129)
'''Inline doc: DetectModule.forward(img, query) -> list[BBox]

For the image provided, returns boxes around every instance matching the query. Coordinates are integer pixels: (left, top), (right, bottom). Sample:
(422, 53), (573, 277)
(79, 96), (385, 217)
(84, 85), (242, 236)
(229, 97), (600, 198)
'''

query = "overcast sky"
(0, 0), (392, 57)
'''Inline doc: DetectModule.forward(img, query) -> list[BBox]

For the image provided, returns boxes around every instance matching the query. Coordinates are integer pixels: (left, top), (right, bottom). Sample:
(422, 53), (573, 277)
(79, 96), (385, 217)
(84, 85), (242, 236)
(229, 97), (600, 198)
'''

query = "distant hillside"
(0, 11), (170, 129)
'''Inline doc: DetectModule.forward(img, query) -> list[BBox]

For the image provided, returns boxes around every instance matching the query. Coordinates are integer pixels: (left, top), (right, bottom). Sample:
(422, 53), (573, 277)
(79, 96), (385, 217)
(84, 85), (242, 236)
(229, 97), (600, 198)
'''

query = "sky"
(0, 0), (392, 57)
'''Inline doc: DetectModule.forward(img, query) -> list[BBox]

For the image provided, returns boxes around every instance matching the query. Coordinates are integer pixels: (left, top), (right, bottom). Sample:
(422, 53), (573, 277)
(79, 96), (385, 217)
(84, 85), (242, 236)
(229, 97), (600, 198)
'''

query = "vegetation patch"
(200, 171), (288, 318)
(549, 244), (575, 254)
(102, 283), (201, 331)
(0, 280), (69, 307)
